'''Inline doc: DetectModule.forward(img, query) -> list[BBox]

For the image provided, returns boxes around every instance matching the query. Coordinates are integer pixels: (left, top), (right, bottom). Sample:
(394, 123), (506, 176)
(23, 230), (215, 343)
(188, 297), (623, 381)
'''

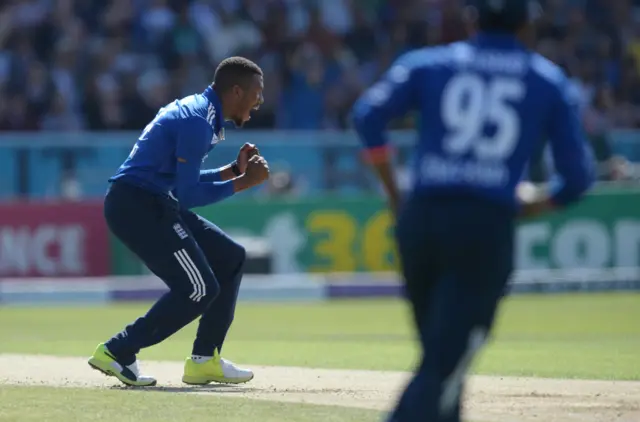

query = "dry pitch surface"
(0, 354), (639, 422)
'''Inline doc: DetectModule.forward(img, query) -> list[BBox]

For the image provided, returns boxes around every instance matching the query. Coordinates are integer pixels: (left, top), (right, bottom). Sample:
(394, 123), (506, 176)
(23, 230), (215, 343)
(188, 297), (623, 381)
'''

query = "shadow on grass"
(110, 384), (257, 393)
(110, 385), (354, 395)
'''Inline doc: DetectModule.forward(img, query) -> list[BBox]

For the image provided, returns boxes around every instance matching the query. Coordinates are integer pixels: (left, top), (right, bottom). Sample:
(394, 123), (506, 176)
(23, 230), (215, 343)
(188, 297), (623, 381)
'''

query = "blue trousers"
(102, 181), (245, 365)
(390, 194), (514, 422)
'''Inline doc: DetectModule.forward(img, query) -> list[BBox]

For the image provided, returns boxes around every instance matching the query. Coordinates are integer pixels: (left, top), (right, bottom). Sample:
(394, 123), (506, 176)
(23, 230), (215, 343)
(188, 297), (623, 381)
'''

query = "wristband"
(231, 161), (242, 176)
(362, 146), (393, 164)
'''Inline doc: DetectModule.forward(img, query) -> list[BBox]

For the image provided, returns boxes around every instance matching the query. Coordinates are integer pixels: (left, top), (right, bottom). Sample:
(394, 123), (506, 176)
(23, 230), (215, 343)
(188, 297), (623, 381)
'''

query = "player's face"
(231, 75), (264, 128)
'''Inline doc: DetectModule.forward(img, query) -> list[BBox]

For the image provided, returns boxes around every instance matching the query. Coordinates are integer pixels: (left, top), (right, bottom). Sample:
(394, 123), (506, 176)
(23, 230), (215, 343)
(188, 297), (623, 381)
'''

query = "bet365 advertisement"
(2, 189), (636, 278)
(107, 187), (640, 276)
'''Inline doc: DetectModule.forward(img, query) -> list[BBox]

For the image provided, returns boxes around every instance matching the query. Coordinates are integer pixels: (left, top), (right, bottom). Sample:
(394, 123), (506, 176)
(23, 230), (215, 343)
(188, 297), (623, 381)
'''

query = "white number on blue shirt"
(441, 73), (524, 161)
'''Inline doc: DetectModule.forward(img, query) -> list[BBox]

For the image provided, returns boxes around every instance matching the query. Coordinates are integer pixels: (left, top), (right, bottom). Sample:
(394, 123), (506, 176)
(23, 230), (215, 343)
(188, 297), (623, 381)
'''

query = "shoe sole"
(182, 374), (254, 385)
(88, 358), (157, 387)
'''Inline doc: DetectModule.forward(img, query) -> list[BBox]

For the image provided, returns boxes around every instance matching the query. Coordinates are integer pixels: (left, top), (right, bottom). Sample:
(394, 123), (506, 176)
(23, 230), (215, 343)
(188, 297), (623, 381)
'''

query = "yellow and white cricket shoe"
(88, 343), (157, 387)
(182, 349), (254, 385)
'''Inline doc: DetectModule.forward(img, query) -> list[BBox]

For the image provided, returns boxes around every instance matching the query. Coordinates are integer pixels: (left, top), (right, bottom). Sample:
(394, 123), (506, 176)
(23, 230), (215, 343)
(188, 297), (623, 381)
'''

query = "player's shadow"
(109, 385), (350, 394)
(110, 384), (258, 394)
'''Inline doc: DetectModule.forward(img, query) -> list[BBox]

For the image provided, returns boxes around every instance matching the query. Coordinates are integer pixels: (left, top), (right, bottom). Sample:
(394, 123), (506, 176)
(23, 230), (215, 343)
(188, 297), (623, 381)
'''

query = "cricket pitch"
(0, 354), (639, 421)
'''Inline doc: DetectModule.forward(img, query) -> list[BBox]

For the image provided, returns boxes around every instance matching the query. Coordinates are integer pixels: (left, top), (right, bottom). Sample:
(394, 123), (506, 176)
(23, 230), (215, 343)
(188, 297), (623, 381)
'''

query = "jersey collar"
(203, 86), (224, 131)
(473, 32), (526, 50)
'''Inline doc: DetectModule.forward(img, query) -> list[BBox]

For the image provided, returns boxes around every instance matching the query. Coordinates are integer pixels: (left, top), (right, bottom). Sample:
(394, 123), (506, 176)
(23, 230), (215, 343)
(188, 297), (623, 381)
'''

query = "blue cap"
(474, 0), (542, 32)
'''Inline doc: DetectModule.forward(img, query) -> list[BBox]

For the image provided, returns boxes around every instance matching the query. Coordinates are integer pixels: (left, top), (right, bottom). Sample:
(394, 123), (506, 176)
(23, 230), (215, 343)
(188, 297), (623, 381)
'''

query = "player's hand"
(236, 143), (260, 173)
(243, 155), (270, 187)
(517, 182), (555, 219)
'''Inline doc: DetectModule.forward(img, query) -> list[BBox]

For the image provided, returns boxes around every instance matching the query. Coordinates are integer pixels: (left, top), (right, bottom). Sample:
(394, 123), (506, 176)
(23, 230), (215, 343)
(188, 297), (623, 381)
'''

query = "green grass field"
(1, 293), (639, 421)
(0, 386), (382, 422)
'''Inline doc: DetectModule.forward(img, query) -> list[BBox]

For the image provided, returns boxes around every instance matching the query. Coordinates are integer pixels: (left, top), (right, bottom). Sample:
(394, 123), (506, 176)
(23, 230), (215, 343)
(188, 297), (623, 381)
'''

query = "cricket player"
(88, 57), (268, 387)
(351, 1), (595, 421)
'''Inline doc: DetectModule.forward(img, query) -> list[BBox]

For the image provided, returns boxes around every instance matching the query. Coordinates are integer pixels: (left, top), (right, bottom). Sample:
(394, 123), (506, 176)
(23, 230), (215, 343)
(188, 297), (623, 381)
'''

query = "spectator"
(40, 91), (84, 131)
(0, 92), (39, 131)
(24, 60), (55, 121)
(583, 85), (630, 180)
(0, 0), (637, 140)
(278, 43), (326, 129)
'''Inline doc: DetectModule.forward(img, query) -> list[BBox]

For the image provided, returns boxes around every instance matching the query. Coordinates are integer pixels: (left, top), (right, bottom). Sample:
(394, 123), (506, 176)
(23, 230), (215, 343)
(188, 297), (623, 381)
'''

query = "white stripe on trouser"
(173, 249), (206, 302)
(439, 327), (487, 415)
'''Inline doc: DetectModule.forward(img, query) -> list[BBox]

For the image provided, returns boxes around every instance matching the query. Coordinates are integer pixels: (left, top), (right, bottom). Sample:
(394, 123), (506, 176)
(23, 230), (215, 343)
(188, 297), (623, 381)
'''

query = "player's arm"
(546, 78), (596, 205)
(174, 118), (248, 208)
(351, 55), (418, 216)
(520, 78), (596, 218)
(199, 143), (260, 182)
(199, 164), (240, 182)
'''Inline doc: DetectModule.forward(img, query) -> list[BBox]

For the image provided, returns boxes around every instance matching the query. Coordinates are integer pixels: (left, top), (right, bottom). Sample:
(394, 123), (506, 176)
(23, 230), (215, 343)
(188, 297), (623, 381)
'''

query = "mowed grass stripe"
(0, 385), (383, 422)
(0, 294), (638, 379)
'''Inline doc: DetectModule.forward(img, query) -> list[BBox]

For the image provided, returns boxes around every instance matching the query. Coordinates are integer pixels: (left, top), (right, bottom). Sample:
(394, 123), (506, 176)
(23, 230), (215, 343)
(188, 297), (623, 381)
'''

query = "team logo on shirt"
(173, 223), (188, 240)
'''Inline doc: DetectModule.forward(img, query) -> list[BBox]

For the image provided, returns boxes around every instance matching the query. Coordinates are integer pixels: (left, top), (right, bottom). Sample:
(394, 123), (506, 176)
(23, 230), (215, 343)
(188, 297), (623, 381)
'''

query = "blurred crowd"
(1, 0), (640, 137)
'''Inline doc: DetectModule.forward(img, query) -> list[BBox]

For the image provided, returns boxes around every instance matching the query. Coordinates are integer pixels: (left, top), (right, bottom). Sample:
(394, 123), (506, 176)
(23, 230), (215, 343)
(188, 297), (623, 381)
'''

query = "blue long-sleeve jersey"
(110, 87), (234, 209)
(352, 33), (596, 210)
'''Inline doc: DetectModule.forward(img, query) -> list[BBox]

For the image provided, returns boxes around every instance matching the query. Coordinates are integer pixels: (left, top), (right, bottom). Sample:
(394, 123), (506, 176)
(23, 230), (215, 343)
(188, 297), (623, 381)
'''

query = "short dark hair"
(475, 0), (534, 34)
(213, 57), (263, 93)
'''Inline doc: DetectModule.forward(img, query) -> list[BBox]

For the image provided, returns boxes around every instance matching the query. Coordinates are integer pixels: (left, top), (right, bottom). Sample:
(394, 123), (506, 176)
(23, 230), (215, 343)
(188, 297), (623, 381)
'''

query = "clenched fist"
(236, 143), (260, 173)
(243, 155), (270, 187)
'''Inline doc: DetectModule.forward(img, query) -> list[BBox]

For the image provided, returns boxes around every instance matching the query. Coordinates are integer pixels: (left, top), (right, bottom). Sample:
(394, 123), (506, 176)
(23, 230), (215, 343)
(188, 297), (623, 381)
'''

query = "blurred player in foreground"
(351, 1), (595, 421)
(88, 57), (268, 387)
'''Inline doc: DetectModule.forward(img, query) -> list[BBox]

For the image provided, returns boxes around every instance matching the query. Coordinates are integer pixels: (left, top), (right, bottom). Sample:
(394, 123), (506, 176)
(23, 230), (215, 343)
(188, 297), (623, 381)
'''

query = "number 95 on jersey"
(421, 73), (526, 187)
